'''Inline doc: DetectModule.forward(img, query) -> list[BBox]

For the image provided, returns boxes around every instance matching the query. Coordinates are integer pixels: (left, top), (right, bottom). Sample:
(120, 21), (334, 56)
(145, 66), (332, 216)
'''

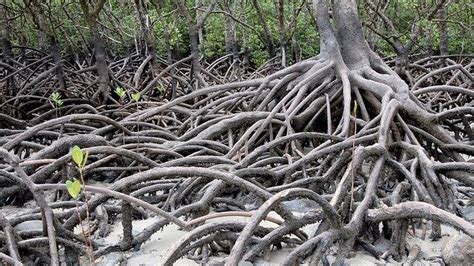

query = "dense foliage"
(2, 0), (472, 66)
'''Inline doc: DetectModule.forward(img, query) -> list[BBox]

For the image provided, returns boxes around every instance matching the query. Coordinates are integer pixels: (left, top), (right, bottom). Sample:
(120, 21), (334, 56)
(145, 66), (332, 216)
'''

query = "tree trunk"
(23, 1), (67, 92)
(277, 0), (287, 67)
(176, 0), (216, 90)
(1, 3), (15, 99)
(49, 36), (66, 91)
(438, 5), (449, 56)
(241, 0), (250, 69)
(195, 0), (205, 53)
(176, 0), (201, 90)
(92, 31), (110, 101)
(134, 0), (157, 69)
(133, 0), (148, 56)
(224, 9), (237, 61)
(79, 0), (109, 102)
(163, 22), (178, 100)
(252, 0), (276, 59)
(425, 27), (433, 57)
(188, 24), (203, 90)
(224, 2), (239, 76)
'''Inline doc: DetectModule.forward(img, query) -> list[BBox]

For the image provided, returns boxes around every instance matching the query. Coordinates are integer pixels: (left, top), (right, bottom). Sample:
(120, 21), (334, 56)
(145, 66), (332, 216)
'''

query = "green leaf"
(51, 91), (63, 107)
(71, 145), (83, 168)
(115, 87), (126, 98)
(66, 179), (81, 199)
(51, 91), (59, 100)
(131, 92), (141, 102)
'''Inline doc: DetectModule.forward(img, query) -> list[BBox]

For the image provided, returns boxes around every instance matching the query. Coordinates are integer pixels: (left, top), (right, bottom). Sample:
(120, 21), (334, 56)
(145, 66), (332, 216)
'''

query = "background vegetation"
(2, 0), (472, 67)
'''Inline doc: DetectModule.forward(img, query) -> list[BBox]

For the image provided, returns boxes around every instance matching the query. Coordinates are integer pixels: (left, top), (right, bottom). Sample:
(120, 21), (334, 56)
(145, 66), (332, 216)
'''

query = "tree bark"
(24, 0), (67, 91)
(224, 4), (238, 62)
(176, 0), (217, 90)
(277, 0), (287, 67)
(1, 1), (15, 99)
(195, 0), (205, 53)
(50, 36), (66, 91)
(79, 0), (110, 102)
(438, 5), (449, 56)
(133, 0), (157, 68)
(252, 0), (276, 59)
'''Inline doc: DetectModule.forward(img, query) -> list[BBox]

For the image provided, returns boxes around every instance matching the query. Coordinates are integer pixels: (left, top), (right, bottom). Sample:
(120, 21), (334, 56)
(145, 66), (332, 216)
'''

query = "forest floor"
(95, 212), (470, 265)
(3, 196), (473, 265)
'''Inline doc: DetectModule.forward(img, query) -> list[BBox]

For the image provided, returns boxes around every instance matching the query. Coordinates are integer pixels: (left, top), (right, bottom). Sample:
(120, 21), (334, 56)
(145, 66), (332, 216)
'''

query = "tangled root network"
(0, 1), (473, 266)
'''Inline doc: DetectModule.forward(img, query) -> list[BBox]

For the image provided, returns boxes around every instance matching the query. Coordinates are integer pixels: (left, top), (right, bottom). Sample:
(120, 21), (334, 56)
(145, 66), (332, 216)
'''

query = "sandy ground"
(2, 201), (469, 265)
(94, 212), (463, 265)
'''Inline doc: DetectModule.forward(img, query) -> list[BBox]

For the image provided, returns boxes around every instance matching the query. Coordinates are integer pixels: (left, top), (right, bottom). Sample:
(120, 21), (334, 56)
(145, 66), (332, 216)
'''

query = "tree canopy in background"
(2, 0), (472, 67)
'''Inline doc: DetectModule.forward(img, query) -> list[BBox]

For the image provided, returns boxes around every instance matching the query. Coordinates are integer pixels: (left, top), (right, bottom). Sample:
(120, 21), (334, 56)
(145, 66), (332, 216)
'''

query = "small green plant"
(67, 145), (94, 264)
(131, 92), (141, 102)
(115, 87), (126, 103)
(50, 91), (63, 119)
(50, 91), (63, 108)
